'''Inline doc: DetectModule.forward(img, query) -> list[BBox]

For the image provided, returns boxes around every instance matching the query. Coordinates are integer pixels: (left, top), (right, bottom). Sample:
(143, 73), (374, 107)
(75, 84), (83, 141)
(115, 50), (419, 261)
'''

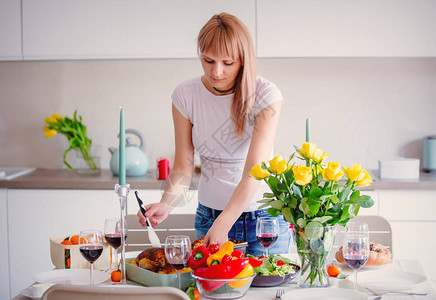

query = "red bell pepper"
(194, 258), (249, 292)
(188, 246), (211, 270)
(231, 250), (244, 259)
(248, 257), (263, 268)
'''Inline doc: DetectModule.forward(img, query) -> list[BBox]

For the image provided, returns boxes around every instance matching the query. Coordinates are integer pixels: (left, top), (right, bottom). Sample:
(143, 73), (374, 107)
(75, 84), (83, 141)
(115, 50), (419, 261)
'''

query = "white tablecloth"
(14, 259), (436, 300)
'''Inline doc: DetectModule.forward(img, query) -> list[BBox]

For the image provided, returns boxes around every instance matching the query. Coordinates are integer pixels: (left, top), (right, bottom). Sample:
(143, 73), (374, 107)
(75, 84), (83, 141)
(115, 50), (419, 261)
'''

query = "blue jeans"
(195, 203), (292, 257)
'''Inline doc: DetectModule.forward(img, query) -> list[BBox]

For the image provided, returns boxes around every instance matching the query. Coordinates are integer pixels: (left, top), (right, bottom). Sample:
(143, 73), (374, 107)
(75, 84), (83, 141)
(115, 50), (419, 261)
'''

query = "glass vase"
(75, 146), (101, 174)
(293, 225), (335, 288)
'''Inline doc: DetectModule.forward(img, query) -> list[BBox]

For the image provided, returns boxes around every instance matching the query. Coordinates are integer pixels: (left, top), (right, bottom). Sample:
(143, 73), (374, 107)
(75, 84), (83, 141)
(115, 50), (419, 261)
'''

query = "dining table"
(14, 257), (436, 300)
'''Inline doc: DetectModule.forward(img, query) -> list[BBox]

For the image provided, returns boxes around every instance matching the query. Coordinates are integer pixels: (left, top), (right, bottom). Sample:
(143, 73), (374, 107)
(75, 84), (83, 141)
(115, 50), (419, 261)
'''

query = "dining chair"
(125, 214), (197, 252)
(330, 215), (393, 260)
(41, 284), (190, 300)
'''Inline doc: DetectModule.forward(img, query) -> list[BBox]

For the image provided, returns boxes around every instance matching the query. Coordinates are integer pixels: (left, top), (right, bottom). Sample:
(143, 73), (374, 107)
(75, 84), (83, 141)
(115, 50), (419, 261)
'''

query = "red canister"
(157, 158), (170, 180)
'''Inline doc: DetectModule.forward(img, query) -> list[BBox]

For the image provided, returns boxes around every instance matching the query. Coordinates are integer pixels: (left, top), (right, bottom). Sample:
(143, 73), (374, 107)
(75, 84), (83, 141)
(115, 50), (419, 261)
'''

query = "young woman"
(138, 12), (290, 256)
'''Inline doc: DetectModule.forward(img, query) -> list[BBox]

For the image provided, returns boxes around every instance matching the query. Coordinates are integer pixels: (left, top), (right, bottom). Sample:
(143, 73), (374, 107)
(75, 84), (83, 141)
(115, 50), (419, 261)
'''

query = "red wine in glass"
(104, 233), (128, 249)
(165, 235), (191, 289)
(80, 245), (103, 263)
(257, 233), (279, 248)
(345, 254), (369, 270)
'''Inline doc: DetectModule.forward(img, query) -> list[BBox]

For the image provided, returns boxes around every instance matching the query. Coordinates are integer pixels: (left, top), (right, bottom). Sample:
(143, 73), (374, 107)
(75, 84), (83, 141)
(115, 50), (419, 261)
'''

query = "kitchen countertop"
(0, 168), (435, 190)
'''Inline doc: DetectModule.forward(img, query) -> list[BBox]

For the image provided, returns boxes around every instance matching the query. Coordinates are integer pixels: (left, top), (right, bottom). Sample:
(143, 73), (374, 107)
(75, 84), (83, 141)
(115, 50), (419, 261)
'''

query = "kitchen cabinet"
(0, 189), (10, 300)
(257, 0), (436, 57)
(0, 0), (22, 61)
(21, 0), (255, 60)
(6, 188), (198, 297)
(379, 190), (436, 261)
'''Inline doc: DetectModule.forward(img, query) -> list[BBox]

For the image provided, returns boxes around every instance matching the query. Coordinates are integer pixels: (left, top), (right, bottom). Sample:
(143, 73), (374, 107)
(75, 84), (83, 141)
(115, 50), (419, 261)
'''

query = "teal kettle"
(109, 129), (149, 177)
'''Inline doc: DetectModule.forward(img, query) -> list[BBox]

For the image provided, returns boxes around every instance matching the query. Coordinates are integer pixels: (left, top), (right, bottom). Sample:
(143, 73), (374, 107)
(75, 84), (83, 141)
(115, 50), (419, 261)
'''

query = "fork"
(366, 287), (428, 296)
(275, 289), (284, 299)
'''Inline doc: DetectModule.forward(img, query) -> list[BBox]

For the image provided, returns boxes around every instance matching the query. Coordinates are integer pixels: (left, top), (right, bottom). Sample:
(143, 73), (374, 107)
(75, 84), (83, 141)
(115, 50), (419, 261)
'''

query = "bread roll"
(335, 242), (392, 267)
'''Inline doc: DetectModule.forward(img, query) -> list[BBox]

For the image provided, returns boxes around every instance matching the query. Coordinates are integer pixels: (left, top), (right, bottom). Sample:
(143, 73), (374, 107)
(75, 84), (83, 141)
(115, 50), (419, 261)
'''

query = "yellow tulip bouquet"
(250, 142), (374, 287)
(43, 110), (97, 171)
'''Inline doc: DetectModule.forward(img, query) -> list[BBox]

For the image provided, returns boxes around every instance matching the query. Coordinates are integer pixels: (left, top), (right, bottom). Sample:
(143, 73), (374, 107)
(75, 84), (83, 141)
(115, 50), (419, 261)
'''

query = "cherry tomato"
(193, 289), (200, 300)
(208, 244), (219, 254)
(276, 260), (285, 266)
(327, 264), (342, 277)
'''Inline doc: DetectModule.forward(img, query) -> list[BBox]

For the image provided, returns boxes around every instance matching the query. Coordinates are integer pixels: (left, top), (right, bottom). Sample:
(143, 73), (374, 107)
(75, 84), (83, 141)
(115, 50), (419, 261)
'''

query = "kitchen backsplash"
(0, 58), (435, 171)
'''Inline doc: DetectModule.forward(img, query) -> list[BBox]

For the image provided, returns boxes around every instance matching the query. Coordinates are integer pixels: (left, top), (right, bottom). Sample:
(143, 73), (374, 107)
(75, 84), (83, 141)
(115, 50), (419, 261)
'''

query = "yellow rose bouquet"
(250, 142), (374, 287)
(42, 110), (97, 171)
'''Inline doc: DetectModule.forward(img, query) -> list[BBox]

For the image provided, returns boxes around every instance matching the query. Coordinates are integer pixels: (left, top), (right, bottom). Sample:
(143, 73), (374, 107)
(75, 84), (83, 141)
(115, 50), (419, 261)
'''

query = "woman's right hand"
(137, 202), (173, 228)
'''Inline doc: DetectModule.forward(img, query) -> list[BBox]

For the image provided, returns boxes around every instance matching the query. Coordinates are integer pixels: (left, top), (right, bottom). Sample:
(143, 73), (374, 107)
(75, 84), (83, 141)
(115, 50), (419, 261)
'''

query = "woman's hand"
(136, 202), (173, 228)
(203, 223), (229, 248)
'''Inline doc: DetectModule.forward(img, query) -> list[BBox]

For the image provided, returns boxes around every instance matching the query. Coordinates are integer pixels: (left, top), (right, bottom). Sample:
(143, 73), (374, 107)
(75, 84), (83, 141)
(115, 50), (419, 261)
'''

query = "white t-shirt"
(172, 76), (283, 211)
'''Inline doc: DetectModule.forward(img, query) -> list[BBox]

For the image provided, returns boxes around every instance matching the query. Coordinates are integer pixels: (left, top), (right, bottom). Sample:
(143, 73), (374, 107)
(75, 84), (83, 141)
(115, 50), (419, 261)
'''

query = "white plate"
(34, 269), (110, 285)
(348, 270), (426, 291)
(282, 288), (367, 300)
(20, 283), (55, 299)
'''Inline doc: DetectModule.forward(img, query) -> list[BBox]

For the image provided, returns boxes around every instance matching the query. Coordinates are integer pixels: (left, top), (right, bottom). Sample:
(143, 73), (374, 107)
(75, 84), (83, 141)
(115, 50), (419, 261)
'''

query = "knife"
(134, 191), (162, 248)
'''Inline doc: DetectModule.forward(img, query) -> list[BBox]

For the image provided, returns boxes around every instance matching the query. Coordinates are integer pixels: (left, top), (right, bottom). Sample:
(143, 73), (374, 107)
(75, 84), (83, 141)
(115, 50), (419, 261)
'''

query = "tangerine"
(61, 240), (72, 245)
(327, 264), (342, 277)
(111, 270), (122, 282)
(70, 235), (80, 245)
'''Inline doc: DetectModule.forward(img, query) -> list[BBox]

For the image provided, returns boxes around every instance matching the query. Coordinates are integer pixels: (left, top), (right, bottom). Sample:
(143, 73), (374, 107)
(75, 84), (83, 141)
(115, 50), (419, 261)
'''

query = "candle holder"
(114, 183), (130, 284)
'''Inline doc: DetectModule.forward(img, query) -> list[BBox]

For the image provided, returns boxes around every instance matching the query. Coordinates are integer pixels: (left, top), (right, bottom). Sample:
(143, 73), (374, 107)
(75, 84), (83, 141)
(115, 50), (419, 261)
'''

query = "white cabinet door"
(7, 189), (119, 297)
(0, 0), (22, 61)
(22, 0), (255, 60)
(0, 189), (10, 300)
(257, 0), (436, 57)
(379, 190), (436, 260)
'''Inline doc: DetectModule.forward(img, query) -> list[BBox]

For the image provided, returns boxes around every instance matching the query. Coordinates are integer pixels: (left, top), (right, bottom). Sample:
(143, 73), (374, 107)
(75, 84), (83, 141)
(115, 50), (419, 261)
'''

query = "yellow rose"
(312, 148), (329, 163)
(293, 165), (313, 186)
(357, 170), (373, 187)
(44, 117), (56, 124)
(343, 163), (366, 182)
(269, 155), (287, 175)
(52, 113), (63, 120)
(249, 163), (270, 180)
(297, 142), (316, 159)
(322, 162), (344, 182)
(42, 126), (50, 132)
(44, 129), (57, 138)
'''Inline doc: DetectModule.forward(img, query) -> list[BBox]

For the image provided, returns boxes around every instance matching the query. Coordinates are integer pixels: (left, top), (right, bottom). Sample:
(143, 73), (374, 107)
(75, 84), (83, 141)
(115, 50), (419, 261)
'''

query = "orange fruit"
(111, 270), (122, 282)
(61, 240), (72, 245)
(193, 289), (200, 300)
(66, 258), (71, 268)
(327, 264), (342, 277)
(70, 235), (80, 245)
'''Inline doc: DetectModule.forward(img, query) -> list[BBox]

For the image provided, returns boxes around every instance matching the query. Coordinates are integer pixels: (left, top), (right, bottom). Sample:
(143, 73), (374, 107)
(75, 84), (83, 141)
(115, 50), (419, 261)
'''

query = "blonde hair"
(197, 12), (256, 134)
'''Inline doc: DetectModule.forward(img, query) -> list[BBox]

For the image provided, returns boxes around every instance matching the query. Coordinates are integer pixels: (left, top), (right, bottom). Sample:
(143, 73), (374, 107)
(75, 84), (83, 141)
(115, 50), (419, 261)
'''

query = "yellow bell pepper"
(228, 264), (254, 288)
(206, 241), (234, 266)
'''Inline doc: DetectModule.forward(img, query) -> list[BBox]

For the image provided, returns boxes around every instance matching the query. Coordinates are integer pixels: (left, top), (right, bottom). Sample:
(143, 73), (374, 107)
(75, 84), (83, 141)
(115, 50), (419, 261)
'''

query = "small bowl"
(192, 273), (255, 299)
(251, 262), (300, 287)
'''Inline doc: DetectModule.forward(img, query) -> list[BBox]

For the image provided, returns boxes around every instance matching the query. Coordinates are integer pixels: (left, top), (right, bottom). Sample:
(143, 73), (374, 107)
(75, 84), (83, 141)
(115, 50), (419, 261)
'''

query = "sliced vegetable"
(231, 250), (244, 259)
(248, 257), (263, 268)
(188, 246), (211, 270)
(228, 264), (254, 288)
(194, 258), (249, 291)
(206, 241), (234, 266)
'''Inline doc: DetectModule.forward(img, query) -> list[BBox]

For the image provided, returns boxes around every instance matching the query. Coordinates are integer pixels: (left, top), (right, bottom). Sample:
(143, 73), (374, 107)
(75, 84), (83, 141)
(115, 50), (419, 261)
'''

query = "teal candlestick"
(119, 107), (126, 185)
(306, 118), (311, 143)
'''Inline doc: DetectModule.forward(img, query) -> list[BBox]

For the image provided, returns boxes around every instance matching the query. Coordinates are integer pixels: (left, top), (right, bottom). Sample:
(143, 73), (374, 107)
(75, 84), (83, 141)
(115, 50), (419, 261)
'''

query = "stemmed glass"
(256, 217), (279, 257)
(342, 222), (370, 291)
(164, 235), (192, 289)
(104, 218), (127, 271)
(79, 230), (104, 285)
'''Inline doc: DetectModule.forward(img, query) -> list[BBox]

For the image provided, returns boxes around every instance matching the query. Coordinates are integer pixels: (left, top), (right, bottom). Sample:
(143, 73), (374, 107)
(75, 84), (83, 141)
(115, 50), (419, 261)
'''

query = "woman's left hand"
(203, 224), (229, 248)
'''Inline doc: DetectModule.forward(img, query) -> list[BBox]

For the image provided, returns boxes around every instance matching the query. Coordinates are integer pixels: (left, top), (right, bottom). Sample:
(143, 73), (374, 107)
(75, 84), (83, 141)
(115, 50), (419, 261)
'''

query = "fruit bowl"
(192, 273), (255, 299)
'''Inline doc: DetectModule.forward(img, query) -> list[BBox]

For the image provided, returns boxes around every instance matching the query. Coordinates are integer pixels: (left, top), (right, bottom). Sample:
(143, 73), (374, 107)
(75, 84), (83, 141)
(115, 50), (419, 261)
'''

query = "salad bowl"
(250, 255), (300, 287)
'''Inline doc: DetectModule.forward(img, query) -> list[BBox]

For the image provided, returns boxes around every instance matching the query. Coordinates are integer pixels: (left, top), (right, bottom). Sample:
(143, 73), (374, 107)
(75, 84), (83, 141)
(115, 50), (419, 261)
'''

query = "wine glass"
(104, 218), (127, 271)
(79, 230), (104, 285)
(164, 235), (192, 289)
(342, 222), (370, 291)
(256, 217), (279, 257)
